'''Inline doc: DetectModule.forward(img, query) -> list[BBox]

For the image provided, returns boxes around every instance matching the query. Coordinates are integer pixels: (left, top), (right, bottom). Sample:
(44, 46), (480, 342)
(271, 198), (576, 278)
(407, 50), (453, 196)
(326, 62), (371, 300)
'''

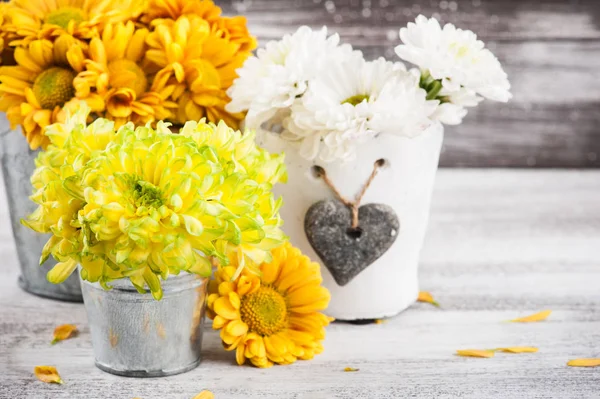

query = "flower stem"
(426, 80), (443, 100)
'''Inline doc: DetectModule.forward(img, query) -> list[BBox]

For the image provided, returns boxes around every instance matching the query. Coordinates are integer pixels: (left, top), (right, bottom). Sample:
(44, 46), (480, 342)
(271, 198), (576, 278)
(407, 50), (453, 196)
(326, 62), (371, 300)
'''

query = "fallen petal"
(417, 291), (440, 307)
(509, 310), (551, 322)
(34, 366), (63, 384)
(192, 390), (214, 399)
(51, 324), (78, 345)
(456, 349), (495, 358)
(344, 367), (359, 372)
(496, 347), (539, 353)
(567, 359), (600, 367)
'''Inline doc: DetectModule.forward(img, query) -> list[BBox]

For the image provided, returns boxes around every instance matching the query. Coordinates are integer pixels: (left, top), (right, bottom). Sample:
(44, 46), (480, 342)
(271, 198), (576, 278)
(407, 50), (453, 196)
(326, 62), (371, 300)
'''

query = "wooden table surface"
(1, 169), (599, 399)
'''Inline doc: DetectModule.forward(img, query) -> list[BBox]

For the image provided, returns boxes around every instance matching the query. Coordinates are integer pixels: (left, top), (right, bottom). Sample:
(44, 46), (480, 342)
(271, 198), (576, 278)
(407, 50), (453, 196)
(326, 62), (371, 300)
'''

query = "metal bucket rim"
(79, 268), (207, 297)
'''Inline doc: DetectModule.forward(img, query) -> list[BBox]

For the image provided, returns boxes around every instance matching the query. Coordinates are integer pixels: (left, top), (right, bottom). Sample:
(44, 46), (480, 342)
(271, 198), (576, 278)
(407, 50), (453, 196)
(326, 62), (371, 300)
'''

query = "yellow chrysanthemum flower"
(24, 107), (287, 300)
(146, 14), (253, 128)
(71, 21), (176, 127)
(0, 37), (83, 149)
(4, 0), (143, 44)
(207, 243), (332, 368)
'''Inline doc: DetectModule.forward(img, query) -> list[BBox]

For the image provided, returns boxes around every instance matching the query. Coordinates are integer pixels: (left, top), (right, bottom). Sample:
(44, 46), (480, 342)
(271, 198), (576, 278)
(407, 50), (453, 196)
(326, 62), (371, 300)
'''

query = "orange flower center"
(32, 67), (75, 110)
(45, 7), (86, 29)
(107, 59), (148, 97)
(240, 286), (288, 336)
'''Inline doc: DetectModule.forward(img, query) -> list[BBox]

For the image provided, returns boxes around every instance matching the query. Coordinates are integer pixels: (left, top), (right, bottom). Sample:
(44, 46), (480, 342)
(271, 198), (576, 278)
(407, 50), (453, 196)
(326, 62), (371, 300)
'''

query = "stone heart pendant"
(304, 199), (400, 286)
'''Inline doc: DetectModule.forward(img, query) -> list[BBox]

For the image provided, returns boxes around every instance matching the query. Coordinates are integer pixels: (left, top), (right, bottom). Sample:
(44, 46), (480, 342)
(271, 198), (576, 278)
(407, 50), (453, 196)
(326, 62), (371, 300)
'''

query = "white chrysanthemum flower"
(432, 87), (483, 125)
(226, 26), (360, 130)
(395, 15), (511, 103)
(284, 57), (437, 163)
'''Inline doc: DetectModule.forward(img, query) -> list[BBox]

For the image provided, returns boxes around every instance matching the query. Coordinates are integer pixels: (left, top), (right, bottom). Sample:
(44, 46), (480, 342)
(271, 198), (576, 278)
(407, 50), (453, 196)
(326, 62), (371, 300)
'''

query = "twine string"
(314, 159), (384, 229)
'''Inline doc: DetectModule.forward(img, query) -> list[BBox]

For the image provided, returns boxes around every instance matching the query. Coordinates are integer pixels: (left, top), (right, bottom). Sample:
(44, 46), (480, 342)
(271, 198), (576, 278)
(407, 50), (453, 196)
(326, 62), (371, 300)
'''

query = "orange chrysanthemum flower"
(140, 0), (222, 24)
(4, 0), (143, 44)
(71, 21), (175, 127)
(0, 0), (254, 148)
(0, 37), (82, 149)
(146, 13), (254, 128)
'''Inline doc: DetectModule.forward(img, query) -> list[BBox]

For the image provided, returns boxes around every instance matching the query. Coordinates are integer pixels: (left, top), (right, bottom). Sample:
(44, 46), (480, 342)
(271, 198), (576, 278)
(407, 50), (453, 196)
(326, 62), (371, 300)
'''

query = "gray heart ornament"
(304, 199), (400, 286)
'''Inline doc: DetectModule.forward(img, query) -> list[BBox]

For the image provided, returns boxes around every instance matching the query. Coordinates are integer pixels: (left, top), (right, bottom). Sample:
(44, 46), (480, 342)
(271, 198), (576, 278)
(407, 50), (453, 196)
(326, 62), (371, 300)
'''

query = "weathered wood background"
(220, 0), (600, 167)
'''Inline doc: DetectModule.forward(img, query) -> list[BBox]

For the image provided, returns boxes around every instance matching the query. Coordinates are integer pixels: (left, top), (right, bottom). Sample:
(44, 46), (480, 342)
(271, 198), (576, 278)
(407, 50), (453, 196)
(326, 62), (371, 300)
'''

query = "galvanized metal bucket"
(0, 120), (82, 302)
(80, 271), (208, 377)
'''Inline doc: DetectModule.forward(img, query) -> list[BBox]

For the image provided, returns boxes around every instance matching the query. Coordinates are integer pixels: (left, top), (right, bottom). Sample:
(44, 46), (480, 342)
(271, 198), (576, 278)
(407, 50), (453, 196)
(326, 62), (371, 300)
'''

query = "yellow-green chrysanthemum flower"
(23, 104), (119, 279)
(179, 120), (287, 277)
(24, 106), (287, 300)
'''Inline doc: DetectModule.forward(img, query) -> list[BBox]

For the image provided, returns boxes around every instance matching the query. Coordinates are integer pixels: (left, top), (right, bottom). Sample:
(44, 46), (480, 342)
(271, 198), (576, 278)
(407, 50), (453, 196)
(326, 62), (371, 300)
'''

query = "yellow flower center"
(45, 7), (86, 29)
(240, 286), (288, 336)
(342, 94), (369, 106)
(32, 67), (75, 110)
(108, 59), (148, 97)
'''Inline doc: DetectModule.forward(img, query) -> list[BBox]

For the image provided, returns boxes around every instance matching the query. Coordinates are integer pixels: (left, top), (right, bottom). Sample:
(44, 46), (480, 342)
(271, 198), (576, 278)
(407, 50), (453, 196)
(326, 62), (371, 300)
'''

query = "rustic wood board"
(0, 169), (599, 398)
(219, 0), (600, 167)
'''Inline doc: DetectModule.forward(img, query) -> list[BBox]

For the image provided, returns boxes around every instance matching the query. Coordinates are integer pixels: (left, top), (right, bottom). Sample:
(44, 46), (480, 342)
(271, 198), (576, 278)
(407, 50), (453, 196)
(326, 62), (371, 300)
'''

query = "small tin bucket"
(80, 271), (207, 377)
(0, 121), (82, 302)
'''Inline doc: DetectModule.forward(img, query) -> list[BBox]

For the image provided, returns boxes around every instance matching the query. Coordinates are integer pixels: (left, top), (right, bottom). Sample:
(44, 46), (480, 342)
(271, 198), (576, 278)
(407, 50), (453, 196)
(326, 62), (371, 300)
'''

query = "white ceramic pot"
(257, 124), (443, 320)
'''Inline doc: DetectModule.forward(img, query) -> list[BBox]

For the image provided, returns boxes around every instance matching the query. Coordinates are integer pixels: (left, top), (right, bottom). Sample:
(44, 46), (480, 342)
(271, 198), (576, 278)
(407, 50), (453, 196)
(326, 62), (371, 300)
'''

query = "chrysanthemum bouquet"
(0, 0), (255, 150)
(22, 105), (287, 300)
(227, 15), (512, 163)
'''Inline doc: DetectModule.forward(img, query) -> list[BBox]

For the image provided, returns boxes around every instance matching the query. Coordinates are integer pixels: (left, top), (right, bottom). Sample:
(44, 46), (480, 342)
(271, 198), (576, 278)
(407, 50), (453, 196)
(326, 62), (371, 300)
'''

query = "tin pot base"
(18, 275), (83, 303)
(95, 358), (201, 378)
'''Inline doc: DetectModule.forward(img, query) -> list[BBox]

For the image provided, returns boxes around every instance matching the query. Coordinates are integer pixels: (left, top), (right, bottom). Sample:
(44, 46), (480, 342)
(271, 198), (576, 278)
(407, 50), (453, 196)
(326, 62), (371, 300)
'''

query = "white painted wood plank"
(0, 170), (599, 399)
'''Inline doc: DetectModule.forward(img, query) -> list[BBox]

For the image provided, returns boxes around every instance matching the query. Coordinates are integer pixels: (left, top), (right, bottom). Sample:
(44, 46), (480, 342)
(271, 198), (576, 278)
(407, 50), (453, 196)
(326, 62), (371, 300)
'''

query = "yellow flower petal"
(225, 319), (248, 337)
(47, 259), (78, 284)
(219, 328), (237, 345)
(218, 281), (234, 296)
(34, 366), (63, 384)
(456, 349), (495, 358)
(495, 347), (539, 353)
(261, 259), (282, 285)
(51, 324), (78, 345)
(235, 275), (258, 296)
(236, 343), (246, 365)
(228, 291), (240, 310)
(192, 391), (214, 399)
(212, 315), (227, 330)
(344, 367), (359, 372)
(286, 286), (330, 308)
(567, 359), (600, 367)
(263, 335), (283, 358)
(509, 310), (552, 323)
(213, 297), (239, 320)
(207, 293), (219, 309)
(247, 335), (266, 359)
(417, 291), (440, 307)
